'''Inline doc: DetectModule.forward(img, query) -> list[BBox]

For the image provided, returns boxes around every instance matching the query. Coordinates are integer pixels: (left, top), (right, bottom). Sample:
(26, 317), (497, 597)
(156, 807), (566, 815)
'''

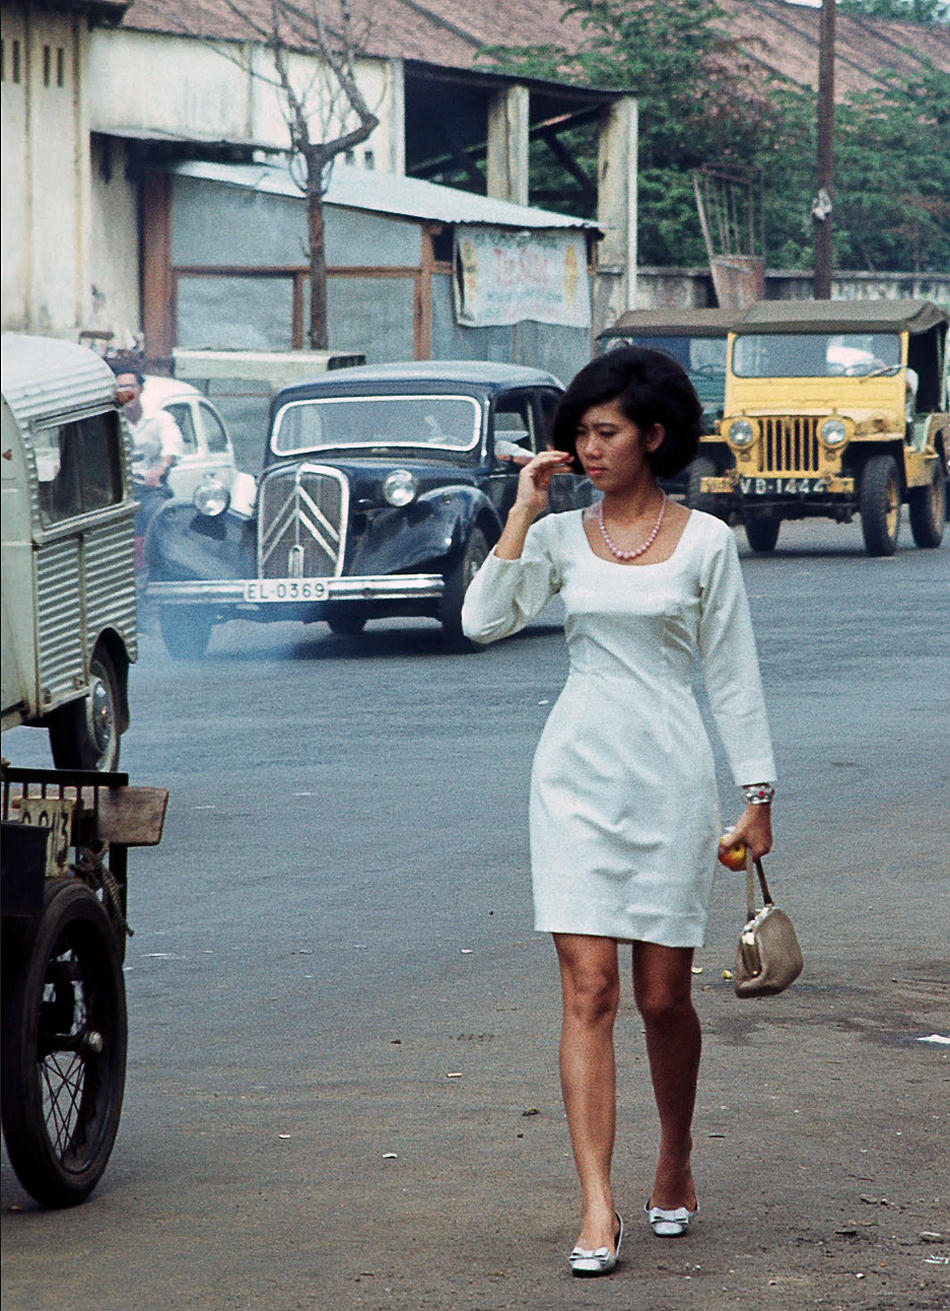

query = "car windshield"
(272, 394), (482, 455)
(732, 332), (902, 378)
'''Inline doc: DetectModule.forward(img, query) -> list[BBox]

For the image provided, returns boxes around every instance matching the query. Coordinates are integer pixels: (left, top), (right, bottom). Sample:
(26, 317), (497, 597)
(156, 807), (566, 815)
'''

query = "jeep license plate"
(739, 477), (829, 496)
(243, 579), (330, 602)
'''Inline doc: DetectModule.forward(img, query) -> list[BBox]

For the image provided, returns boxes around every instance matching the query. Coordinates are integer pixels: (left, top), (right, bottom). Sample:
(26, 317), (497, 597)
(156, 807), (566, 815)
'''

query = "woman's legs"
(553, 933), (621, 1251)
(632, 942), (701, 1210)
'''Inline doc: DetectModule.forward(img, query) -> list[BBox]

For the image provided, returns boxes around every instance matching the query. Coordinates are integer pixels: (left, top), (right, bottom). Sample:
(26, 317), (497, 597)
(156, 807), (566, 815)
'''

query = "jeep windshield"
(272, 394), (482, 456)
(607, 334), (725, 389)
(732, 332), (902, 379)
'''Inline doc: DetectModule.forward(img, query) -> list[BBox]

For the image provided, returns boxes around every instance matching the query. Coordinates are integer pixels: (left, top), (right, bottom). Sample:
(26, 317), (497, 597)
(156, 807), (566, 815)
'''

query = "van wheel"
(160, 608), (213, 660)
(48, 648), (122, 772)
(686, 457), (719, 515)
(745, 515), (780, 553)
(859, 454), (901, 556)
(908, 458), (946, 549)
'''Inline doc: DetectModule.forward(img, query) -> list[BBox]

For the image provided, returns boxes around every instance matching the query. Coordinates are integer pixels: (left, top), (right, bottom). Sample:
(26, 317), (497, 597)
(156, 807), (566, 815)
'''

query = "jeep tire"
(859, 454), (901, 557)
(908, 457), (946, 549)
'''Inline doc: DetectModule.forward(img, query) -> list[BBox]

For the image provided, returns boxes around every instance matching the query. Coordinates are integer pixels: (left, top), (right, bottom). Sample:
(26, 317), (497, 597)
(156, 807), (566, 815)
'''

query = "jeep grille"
(258, 466), (347, 578)
(759, 417), (821, 475)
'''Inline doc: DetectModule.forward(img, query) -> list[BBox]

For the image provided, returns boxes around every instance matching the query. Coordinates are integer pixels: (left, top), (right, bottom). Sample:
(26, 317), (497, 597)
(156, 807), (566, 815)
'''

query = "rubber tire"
(859, 454), (902, 557)
(1, 881), (127, 1207)
(686, 456), (720, 514)
(326, 607), (368, 636)
(48, 647), (122, 772)
(441, 528), (489, 652)
(160, 607), (213, 660)
(745, 515), (781, 553)
(908, 458), (946, 549)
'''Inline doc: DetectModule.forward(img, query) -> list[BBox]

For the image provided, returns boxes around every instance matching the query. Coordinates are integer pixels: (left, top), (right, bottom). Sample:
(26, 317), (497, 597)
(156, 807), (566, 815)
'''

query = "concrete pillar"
(597, 95), (638, 320)
(486, 84), (529, 206)
(386, 59), (406, 176)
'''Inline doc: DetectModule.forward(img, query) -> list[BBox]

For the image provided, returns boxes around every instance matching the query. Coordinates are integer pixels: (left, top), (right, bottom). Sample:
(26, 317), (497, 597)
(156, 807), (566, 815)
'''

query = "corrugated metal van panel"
(84, 517), (138, 662)
(35, 540), (84, 705)
(1, 335), (117, 429)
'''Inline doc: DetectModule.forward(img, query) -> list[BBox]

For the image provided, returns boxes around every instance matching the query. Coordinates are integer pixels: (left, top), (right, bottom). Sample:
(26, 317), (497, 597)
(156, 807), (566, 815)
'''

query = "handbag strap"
(745, 849), (774, 919)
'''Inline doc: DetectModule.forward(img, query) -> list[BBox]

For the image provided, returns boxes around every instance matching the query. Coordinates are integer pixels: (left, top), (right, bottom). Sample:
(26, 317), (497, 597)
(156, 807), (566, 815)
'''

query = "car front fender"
(144, 500), (256, 581)
(346, 486), (501, 576)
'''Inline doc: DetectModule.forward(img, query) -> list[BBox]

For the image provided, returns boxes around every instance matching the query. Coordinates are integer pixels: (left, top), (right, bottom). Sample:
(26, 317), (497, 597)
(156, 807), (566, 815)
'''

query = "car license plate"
(739, 477), (829, 496)
(243, 578), (330, 602)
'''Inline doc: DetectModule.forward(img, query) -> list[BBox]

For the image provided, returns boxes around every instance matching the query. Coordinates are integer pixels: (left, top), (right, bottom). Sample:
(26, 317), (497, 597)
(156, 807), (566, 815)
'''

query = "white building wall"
(87, 136), (142, 347)
(86, 30), (398, 170)
(1, 5), (88, 334)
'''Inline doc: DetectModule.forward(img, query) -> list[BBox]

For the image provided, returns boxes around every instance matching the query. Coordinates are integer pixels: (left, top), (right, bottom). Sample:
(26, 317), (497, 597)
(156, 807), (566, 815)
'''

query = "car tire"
(908, 457), (946, 549)
(441, 528), (489, 653)
(1, 881), (127, 1208)
(745, 514), (780, 553)
(48, 646), (123, 772)
(686, 456), (720, 515)
(326, 607), (367, 637)
(859, 454), (901, 556)
(160, 608), (213, 660)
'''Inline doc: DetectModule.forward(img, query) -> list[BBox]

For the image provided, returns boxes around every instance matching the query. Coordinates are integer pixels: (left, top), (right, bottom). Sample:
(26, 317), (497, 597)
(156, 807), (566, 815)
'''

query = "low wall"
(629, 267), (950, 315)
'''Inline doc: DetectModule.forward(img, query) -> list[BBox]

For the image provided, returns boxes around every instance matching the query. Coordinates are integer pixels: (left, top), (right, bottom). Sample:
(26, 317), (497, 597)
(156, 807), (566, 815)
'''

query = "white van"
(1, 335), (137, 769)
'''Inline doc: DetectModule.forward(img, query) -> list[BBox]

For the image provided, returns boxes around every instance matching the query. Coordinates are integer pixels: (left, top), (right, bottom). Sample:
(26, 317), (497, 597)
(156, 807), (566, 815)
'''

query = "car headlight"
(193, 475), (230, 517)
(383, 469), (417, 507)
(728, 419), (756, 448)
(820, 418), (848, 447)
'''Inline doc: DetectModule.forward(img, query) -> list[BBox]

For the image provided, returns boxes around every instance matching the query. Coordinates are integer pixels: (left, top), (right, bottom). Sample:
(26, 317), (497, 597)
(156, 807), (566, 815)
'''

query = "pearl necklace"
(597, 493), (668, 561)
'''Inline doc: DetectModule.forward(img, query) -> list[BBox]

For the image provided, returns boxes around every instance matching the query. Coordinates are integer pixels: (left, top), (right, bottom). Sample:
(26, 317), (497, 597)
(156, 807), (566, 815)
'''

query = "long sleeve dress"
(461, 508), (776, 948)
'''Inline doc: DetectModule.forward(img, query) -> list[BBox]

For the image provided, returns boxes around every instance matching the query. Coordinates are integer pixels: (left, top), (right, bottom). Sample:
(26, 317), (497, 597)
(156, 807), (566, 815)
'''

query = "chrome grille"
(258, 465), (347, 579)
(760, 417), (821, 475)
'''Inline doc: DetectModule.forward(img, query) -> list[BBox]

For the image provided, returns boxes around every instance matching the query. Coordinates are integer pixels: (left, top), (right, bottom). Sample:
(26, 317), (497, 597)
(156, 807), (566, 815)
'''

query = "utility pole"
(813, 0), (835, 299)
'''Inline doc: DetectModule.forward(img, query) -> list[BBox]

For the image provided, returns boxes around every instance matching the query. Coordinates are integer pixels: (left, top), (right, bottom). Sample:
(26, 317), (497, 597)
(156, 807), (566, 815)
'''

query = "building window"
(57, 47), (65, 87)
(43, 44), (51, 86)
(5, 38), (24, 83)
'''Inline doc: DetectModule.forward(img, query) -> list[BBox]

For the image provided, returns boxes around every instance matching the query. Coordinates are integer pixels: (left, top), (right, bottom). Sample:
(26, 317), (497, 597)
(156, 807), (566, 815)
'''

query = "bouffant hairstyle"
(550, 346), (702, 478)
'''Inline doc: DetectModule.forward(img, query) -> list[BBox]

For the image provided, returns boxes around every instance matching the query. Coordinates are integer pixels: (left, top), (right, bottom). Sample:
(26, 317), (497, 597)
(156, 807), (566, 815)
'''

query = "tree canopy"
(479, 0), (950, 273)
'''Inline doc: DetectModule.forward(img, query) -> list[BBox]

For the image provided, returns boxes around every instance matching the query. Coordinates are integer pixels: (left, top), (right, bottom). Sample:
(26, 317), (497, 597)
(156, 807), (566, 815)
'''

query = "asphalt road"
(3, 516), (949, 1311)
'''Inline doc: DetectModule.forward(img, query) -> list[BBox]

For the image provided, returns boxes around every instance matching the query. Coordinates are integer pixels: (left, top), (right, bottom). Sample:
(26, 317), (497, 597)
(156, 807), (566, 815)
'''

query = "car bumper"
(145, 574), (445, 606)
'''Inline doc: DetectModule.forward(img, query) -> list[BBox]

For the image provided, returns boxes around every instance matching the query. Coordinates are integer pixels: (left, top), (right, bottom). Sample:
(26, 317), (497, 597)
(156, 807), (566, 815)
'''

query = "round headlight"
(383, 469), (417, 508)
(728, 419), (755, 448)
(820, 418), (848, 446)
(193, 475), (230, 517)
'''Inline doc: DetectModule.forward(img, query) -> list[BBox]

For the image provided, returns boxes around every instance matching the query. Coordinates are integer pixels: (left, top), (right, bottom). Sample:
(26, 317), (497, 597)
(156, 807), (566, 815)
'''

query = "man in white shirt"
(115, 370), (183, 486)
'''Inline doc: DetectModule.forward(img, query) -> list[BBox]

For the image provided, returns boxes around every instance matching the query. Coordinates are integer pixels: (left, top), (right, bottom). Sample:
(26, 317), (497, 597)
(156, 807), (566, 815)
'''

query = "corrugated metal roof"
(1, 335), (120, 429)
(171, 159), (600, 231)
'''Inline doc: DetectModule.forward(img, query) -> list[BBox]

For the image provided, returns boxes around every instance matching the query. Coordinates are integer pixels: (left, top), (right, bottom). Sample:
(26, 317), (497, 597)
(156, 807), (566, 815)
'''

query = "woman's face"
(574, 399), (663, 494)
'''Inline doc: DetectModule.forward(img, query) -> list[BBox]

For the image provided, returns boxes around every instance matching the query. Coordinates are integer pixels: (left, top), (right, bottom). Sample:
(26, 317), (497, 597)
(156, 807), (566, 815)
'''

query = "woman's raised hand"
(513, 449), (575, 518)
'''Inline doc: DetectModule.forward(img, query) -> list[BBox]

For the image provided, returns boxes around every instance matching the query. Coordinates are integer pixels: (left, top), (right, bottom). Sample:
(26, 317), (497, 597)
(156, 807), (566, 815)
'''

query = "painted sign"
(454, 227), (591, 328)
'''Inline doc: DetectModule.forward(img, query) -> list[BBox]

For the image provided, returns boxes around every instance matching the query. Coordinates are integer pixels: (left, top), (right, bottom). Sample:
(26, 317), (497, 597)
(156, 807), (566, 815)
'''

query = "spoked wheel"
(1, 881), (127, 1207)
(859, 454), (902, 556)
(908, 458), (946, 549)
(48, 647), (123, 772)
(441, 528), (489, 652)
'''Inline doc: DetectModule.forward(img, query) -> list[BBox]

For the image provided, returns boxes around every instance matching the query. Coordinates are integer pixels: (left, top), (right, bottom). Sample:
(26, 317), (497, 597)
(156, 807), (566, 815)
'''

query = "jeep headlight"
(728, 419), (755, 448)
(820, 418), (848, 447)
(193, 475), (230, 517)
(383, 469), (417, 507)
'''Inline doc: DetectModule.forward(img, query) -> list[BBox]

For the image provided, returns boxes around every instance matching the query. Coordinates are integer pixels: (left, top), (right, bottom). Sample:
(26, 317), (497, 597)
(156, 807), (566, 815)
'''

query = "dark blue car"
(145, 361), (594, 655)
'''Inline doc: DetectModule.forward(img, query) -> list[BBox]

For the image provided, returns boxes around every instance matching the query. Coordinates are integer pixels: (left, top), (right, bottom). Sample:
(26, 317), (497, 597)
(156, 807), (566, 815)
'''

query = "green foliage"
(838, 0), (949, 24)
(478, 0), (950, 273)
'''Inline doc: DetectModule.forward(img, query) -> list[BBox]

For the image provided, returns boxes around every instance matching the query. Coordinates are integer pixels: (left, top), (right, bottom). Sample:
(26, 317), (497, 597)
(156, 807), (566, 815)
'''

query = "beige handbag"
(734, 851), (803, 998)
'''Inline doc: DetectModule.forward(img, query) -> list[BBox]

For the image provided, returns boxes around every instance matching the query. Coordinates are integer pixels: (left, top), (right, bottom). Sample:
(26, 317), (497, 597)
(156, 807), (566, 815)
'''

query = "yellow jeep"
(688, 299), (949, 555)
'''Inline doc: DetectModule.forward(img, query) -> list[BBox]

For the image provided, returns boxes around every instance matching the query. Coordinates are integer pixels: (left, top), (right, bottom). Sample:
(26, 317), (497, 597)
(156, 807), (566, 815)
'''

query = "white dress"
(461, 509), (776, 948)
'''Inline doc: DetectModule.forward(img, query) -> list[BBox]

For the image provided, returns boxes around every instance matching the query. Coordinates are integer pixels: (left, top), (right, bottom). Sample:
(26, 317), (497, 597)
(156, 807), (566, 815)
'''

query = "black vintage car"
(144, 361), (594, 655)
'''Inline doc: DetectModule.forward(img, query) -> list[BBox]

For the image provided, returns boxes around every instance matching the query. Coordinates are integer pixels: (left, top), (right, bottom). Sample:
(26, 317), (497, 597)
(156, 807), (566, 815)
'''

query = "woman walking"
(461, 348), (776, 1276)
